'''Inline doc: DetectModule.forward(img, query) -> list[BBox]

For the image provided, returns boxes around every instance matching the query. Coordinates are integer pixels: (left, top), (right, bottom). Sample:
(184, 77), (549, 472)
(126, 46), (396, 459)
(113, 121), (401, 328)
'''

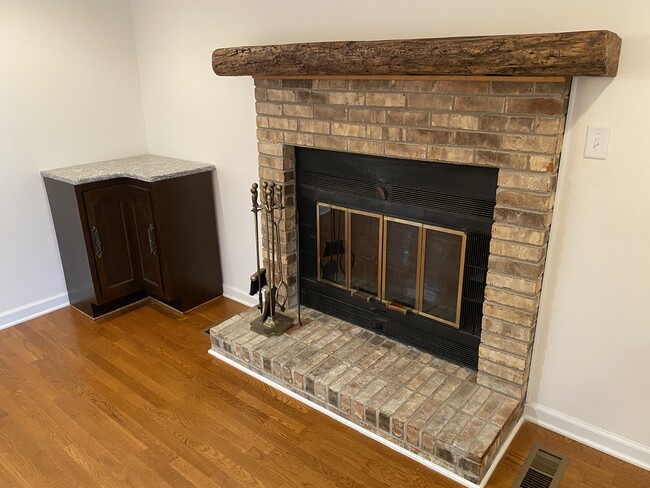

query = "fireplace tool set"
(248, 181), (294, 335)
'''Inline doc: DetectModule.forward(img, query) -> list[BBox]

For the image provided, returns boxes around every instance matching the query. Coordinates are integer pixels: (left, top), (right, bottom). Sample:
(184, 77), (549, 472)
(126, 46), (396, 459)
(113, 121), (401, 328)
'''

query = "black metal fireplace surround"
(296, 148), (497, 368)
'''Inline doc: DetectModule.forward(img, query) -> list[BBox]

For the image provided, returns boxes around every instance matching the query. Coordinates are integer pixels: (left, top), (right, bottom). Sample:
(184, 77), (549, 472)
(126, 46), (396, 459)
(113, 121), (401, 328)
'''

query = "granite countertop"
(41, 154), (215, 185)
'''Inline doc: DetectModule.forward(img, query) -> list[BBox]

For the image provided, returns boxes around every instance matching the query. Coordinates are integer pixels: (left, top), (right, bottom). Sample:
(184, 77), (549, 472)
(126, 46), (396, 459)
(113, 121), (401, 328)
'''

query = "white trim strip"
(208, 348), (523, 487)
(525, 403), (650, 471)
(480, 414), (526, 486)
(222, 285), (258, 307)
(0, 293), (69, 330)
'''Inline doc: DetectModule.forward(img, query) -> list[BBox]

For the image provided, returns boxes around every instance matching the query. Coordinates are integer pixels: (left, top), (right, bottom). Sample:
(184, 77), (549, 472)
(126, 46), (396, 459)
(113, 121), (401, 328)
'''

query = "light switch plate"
(584, 124), (611, 160)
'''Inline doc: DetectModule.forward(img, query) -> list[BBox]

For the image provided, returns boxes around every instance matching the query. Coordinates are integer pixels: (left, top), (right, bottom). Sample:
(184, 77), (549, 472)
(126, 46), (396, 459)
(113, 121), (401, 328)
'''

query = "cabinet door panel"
(83, 186), (140, 301)
(128, 185), (164, 296)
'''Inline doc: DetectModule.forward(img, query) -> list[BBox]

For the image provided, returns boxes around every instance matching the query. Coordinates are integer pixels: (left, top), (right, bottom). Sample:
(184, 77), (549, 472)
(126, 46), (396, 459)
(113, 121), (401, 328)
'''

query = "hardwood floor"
(0, 298), (646, 487)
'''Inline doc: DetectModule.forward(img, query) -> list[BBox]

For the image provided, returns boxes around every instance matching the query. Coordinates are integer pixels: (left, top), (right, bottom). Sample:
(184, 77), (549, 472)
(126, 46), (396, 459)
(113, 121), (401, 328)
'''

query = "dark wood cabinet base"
(88, 290), (149, 318)
(45, 171), (223, 319)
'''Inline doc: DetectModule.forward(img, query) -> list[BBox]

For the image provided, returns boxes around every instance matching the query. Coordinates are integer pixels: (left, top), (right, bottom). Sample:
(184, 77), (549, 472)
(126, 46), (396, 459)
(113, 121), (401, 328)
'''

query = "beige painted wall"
(0, 0), (147, 322)
(129, 0), (650, 460)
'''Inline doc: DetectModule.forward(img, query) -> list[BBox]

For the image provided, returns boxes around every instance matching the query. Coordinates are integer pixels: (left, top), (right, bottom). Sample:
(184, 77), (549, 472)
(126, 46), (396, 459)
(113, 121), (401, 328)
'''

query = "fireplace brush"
(248, 181), (293, 336)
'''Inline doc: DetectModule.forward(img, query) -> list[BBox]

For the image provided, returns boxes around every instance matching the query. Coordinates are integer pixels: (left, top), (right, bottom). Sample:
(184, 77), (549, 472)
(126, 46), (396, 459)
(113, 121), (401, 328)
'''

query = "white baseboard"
(0, 293), (69, 330)
(525, 402), (650, 471)
(222, 284), (257, 307)
(208, 348), (524, 488)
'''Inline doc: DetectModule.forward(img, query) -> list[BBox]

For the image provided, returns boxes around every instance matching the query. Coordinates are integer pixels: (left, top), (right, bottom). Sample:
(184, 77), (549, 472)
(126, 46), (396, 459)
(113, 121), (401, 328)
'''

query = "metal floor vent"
(512, 445), (569, 488)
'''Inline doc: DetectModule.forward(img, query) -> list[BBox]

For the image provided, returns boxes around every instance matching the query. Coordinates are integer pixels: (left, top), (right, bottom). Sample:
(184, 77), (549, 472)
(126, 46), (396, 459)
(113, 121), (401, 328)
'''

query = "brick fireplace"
(253, 76), (568, 400)
(209, 31), (621, 484)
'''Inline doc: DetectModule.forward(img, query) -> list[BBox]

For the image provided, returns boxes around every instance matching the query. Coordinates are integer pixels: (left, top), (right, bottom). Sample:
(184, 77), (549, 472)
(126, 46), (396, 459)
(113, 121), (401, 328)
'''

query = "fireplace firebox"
(296, 147), (498, 368)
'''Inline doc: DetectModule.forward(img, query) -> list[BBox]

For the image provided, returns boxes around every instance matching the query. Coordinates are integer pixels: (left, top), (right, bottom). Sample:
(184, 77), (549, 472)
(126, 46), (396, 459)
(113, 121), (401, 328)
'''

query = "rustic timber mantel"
(212, 30), (621, 78)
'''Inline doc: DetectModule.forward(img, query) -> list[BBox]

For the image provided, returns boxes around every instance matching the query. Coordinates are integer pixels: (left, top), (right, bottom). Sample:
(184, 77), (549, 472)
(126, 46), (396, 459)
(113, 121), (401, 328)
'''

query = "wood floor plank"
(0, 387), (127, 487)
(0, 458), (31, 488)
(170, 455), (225, 487)
(0, 298), (645, 487)
(0, 416), (91, 488)
(74, 354), (271, 487)
(598, 451), (650, 486)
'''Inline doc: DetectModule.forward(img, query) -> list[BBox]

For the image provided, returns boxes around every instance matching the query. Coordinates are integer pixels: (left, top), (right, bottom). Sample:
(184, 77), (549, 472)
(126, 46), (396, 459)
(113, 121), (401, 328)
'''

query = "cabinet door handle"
(91, 226), (102, 258)
(147, 224), (157, 256)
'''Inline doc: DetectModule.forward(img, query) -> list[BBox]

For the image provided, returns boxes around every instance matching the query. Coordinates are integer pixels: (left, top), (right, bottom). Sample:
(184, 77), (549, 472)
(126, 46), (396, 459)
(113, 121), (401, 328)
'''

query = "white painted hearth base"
(0, 292), (69, 330)
(525, 403), (650, 471)
(208, 348), (524, 488)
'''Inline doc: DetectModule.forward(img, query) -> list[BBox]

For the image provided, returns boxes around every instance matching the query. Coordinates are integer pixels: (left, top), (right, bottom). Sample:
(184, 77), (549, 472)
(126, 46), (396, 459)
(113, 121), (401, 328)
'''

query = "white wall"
(128, 0), (650, 463)
(0, 0), (147, 326)
(129, 1), (260, 303)
(528, 57), (650, 463)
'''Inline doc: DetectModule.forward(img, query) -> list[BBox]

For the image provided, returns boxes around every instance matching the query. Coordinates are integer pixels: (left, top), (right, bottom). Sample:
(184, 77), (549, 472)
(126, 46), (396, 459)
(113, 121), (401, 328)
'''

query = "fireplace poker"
(266, 183), (276, 319)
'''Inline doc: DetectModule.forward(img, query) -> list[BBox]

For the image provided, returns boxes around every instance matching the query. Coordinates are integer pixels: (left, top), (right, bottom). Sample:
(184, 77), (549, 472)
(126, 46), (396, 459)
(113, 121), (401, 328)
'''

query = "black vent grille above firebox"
(299, 170), (496, 222)
(391, 185), (495, 220)
(296, 148), (497, 368)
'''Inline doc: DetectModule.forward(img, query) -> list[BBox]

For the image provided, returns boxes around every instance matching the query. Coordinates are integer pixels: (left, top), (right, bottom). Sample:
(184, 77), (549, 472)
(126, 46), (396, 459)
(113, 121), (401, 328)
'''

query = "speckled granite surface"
(41, 154), (214, 185)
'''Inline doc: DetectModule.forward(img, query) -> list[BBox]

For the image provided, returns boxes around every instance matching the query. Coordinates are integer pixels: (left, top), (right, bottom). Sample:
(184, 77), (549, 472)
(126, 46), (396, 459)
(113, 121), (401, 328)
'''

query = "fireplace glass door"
(317, 202), (466, 328)
(420, 225), (466, 326)
(317, 203), (347, 288)
(349, 210), (382, 297)
(382, 218), (420, 310)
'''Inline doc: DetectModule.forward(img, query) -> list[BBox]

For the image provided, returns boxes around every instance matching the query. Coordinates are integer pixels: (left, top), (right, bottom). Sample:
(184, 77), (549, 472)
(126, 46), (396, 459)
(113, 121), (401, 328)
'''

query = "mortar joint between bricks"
(484, 284), (542, 300)
(490, 235), (546, 247)
(481, 310), (536, 329)
(481, 330), (531, 348)
(497, 167), (558, 176)
(478, 370), (527, 388)
(492, 203), (551, 217)
(488, 252), (548, 267)
(484, 298), (537, 314)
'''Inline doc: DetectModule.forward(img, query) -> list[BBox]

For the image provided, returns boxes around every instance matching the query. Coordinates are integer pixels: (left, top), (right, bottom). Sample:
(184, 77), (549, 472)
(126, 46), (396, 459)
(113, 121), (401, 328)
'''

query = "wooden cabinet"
(82, 184), (165, 302)
(127, 185), (164, 297)
(83, 184), (143, 301)
(44, 171), (222, 318)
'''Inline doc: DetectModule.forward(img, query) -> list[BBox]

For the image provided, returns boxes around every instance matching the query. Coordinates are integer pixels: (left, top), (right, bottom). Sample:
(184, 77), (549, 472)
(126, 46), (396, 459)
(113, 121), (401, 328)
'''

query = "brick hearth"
(210, 307), (521, 483)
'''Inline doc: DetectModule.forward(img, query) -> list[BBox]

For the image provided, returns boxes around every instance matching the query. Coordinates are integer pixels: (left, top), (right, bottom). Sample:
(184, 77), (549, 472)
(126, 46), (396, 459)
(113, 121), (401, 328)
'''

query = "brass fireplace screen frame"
(316, 202), (467, 328)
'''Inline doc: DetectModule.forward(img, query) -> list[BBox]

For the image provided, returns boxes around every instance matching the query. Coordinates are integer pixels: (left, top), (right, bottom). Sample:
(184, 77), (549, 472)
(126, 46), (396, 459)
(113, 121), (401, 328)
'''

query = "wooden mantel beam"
(212, 30), (621, 78)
